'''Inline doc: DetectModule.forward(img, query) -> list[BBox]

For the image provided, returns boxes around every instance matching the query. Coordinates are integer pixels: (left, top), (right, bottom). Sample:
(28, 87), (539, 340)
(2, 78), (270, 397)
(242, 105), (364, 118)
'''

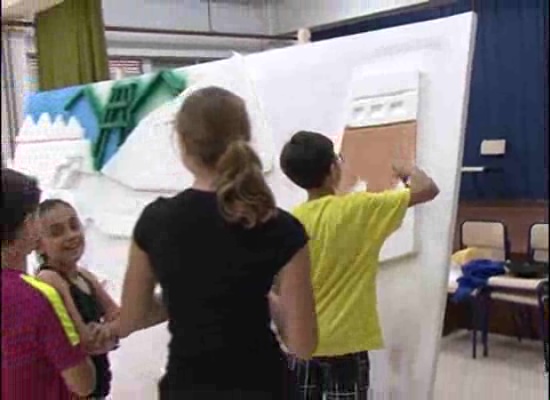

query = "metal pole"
(2, 20), (296, 41)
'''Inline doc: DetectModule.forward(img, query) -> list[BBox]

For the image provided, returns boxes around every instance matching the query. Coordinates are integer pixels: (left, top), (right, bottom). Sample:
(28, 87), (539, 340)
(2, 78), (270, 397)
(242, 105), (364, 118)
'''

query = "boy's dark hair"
(1, 168), (41, 243)
(280, 131), (336, 189)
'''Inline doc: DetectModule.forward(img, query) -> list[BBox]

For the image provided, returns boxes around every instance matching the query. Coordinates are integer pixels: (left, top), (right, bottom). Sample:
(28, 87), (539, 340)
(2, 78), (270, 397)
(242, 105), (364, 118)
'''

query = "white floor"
(109, 329), (548, 399)
(434, 331), (548, 400)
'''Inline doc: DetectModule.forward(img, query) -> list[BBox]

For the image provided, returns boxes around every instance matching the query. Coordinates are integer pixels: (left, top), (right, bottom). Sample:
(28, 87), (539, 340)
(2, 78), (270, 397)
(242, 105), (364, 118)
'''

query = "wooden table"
(445, 268), (547, 340)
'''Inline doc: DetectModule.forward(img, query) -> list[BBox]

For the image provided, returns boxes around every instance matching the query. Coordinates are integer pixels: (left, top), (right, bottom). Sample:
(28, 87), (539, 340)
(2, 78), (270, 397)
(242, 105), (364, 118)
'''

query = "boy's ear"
(329, 162), (342, 187)
(22, 215), (40, 243)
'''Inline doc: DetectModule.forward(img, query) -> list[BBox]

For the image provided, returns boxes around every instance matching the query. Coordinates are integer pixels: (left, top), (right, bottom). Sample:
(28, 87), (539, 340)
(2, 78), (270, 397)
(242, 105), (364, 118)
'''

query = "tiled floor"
(109, 328), (547, 399)
(109, 324), (169, 399)
(434, 331), (548, 400)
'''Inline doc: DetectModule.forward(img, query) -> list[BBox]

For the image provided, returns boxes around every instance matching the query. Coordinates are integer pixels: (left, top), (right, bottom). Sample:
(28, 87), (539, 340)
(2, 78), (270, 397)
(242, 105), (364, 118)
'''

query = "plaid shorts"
(288, 351), (370, 399)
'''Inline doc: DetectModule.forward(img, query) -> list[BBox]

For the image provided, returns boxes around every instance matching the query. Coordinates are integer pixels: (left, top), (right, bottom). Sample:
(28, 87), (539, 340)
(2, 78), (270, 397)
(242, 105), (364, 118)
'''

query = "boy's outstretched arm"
(393, 163), (439, 207)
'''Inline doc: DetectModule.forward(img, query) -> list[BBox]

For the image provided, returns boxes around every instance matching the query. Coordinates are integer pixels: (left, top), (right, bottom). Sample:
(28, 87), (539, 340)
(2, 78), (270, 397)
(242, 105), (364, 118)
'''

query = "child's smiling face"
(38, 203), (85, 266)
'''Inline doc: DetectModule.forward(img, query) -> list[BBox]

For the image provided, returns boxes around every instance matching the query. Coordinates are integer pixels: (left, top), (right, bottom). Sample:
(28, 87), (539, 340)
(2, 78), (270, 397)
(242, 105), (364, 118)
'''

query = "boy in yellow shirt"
(279, 131), (439, 399)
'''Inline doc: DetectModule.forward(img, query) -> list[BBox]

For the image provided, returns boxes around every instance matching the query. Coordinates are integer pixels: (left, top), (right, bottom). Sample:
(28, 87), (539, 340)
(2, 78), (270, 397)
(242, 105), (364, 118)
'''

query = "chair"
(528, 223), (549, 264)
(460, 220), (510, 262)
(537, 280), (549, 374)
(529, 224), (549, 373)
(483, 223), (548, 362)
(449, 220), (510, 358)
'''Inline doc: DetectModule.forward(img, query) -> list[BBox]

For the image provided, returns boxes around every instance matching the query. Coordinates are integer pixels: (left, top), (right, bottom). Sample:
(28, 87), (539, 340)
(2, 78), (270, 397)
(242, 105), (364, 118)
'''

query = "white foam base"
(14, 13), (476, 400)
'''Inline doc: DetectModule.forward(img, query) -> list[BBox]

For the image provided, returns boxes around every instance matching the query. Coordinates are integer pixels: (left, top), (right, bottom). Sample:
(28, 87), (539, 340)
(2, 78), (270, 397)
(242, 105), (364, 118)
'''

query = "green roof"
(64, 86), (104, 120)
(129, 70), (186, 113)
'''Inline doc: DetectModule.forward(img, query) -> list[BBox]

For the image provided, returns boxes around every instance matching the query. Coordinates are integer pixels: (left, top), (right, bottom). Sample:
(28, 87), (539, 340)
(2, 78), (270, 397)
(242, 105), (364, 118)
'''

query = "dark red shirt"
(1, 268), (87, 399)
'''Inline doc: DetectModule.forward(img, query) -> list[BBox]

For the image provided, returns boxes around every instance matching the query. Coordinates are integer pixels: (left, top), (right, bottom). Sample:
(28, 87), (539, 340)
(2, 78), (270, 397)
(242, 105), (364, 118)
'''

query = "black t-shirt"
(133, 189), (308, 392)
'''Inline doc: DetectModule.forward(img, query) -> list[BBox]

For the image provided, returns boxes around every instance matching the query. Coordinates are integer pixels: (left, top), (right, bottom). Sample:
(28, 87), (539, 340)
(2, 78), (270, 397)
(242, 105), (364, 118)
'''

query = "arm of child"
(36, 287), (96, 398)
(275, 245), (318, 359)
(79, 269), (120, 322)
(342, 189), (411, 245)
(37, 270), (92, 345)
(115, 241), (168, 339)
(347, 164), (438, 244)
(392, 164), (439, 207)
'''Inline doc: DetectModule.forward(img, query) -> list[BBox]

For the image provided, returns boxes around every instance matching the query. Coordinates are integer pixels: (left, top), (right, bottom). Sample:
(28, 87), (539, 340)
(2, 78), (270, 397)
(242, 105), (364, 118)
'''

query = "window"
(108, 58), (144, 79)
(27, 55), (39, 94)
(25, 56), (145, 92)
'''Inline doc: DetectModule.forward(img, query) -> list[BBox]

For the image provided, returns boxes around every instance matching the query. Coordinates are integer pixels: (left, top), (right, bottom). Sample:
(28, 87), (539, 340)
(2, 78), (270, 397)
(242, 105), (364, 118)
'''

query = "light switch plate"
(480, 139), (506, 155)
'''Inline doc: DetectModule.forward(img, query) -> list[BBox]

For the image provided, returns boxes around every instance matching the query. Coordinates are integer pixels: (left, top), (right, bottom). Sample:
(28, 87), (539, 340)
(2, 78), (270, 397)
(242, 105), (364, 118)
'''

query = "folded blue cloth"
(452, 259), (506, 303)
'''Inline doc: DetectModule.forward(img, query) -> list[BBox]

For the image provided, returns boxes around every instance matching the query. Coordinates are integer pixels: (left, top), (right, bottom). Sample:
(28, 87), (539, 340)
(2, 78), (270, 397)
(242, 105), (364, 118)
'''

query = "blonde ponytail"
(215, 141), (276, 228)
(175, 86), (276, 227)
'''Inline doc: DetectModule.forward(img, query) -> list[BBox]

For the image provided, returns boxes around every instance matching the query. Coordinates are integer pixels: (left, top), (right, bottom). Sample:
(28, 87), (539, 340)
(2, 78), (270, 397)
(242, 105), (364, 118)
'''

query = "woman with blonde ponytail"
(113, 87), (318, 399)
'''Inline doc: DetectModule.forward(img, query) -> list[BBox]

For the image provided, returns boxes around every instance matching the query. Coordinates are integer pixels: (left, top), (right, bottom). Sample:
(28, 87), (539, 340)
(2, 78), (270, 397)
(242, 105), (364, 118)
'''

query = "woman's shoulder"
(134, 191), (197, 243)
(275, 207), (303, 223)
(137, 194), (180, 224)
(267, 208), (307, 235)
(141, 190), (198, 217)
(262, 208), (309, 265)
(141, 195), (171, 215)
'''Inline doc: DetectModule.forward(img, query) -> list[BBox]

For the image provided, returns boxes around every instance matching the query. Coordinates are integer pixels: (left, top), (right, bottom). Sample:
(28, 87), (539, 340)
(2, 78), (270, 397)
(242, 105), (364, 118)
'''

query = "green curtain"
(35, 0), (109, 91)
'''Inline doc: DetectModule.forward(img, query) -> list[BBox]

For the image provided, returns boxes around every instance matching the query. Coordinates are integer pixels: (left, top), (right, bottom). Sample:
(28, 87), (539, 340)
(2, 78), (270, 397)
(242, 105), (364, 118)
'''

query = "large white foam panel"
(16, 13), (476, 400)
(102, 54), (275, 192)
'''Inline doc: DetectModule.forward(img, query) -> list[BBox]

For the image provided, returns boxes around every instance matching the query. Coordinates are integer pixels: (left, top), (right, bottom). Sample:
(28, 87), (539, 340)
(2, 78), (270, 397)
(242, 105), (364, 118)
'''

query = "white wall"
(1, 29), (32, 157)
(1, 76), (12, 164)
(270, 0), (428, 33)
(1, 0), (63, 19)
(104, 30), (288, 61)
(102, 0), (272, 35)
(100, 0), (286, 61)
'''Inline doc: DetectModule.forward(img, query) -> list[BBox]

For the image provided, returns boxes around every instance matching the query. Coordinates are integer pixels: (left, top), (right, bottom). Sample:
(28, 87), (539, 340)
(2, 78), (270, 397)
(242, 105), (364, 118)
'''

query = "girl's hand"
(86, 322), (119, 355)
(81, 322), (101, 353)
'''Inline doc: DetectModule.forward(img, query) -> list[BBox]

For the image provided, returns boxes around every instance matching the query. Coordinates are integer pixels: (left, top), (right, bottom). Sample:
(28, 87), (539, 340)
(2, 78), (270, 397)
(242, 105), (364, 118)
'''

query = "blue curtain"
(313, 0), (548, 201)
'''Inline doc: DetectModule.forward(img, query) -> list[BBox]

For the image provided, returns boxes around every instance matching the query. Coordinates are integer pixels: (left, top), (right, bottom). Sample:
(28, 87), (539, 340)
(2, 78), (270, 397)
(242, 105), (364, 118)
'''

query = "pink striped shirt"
(1, 268), (87, 399)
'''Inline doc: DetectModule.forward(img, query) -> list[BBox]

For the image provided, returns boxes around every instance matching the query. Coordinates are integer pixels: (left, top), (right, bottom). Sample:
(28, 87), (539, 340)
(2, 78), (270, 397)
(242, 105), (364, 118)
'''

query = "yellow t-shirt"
(292, 189), (410, 356)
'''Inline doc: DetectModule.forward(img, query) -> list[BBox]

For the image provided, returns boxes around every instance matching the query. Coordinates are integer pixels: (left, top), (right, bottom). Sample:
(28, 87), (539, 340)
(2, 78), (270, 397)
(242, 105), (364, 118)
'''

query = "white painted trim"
(348, 91), (418, 127)
(346, 70), (420, 127)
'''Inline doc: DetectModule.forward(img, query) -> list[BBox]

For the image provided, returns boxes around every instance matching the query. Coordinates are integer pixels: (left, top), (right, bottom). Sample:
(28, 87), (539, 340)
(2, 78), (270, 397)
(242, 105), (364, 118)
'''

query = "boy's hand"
(392, 162), (412, 180)
(391, 141), (414, 182)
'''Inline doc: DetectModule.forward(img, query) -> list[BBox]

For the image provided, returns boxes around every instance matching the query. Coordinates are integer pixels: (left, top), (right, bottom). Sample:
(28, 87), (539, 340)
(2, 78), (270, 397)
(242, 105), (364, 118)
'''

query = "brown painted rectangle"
(338, 121), (417, 193)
